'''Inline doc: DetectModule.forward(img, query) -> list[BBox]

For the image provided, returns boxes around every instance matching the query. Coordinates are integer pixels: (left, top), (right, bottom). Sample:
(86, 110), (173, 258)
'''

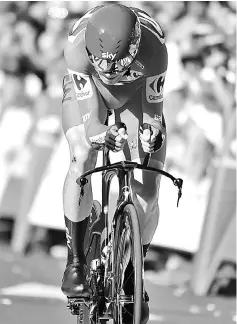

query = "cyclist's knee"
(66, 125), (97, 175)
(71, 143), (96, 164)
(140, 186), (160, 212)
(144, 183), (158, 202)
(69, 146), (96, 175)
(132, 177), (161, 210)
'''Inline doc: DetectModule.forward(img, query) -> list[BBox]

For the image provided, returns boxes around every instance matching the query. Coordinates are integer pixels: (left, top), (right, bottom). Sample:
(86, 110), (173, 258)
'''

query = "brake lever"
(78, 177), (88, 206)
(173, 178), (183, 207)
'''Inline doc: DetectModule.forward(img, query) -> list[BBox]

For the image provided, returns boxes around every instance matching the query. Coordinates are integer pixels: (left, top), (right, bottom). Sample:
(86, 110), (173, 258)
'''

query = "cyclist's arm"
(65, 70), (109, 147)
(142, 44), (168, 127)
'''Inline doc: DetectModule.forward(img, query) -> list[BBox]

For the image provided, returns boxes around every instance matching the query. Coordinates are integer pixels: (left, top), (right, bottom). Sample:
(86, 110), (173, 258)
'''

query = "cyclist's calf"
(64, 126), (97, 222)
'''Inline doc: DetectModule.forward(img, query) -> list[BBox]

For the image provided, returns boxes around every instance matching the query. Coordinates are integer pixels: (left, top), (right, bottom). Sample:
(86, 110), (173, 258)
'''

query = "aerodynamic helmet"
(85, 4), (141, 74)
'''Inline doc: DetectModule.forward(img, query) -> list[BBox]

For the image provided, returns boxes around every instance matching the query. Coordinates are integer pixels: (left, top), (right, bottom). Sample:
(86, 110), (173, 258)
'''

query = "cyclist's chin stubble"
(99, 72), (124, 85)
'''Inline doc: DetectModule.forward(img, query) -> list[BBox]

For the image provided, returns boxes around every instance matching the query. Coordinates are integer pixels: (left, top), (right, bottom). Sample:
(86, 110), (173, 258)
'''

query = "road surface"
(0, 243), (235, 324)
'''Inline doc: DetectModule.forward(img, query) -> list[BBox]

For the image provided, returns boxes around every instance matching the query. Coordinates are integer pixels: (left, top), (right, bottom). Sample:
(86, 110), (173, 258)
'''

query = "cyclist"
(61, 4), (167, 323)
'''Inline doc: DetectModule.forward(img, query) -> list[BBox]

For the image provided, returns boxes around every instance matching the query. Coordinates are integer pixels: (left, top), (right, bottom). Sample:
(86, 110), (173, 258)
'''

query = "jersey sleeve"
(63, 68), (109, 148)
(142, 43), (168, 127)
(133, 7), (168, 127)
(62, 10), (109, 149)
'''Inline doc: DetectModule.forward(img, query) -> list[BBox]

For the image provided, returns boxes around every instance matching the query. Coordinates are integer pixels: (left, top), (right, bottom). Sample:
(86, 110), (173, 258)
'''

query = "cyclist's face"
(88, 53), (132, 85)
(98, 69), (127, 85)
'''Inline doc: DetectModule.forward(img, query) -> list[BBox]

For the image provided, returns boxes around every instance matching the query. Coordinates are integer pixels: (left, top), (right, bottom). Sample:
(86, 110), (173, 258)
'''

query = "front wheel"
(112, 204), (143, 324)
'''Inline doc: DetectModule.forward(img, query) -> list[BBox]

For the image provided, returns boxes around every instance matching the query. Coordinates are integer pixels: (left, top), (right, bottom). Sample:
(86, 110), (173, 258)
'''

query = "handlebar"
(76, 159), (183, 207)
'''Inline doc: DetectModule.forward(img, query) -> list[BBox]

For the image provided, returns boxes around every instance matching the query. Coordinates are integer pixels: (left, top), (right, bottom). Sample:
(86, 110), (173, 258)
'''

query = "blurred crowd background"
(0, 1), (236, 296)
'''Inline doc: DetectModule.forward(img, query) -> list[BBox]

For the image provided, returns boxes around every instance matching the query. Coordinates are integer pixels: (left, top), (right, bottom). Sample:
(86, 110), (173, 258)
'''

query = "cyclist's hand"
(139, 123), (165, 153)
(105, 122), (128, 152)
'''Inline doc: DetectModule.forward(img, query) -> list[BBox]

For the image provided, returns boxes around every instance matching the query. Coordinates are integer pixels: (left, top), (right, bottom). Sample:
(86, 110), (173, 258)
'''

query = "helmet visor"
(88, 51), (136, 74)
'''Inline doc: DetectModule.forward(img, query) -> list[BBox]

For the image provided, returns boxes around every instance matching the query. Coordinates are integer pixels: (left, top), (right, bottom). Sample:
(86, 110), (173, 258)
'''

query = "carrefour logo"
(146, 72), (166, 103)
(72, 74), (87, 90)
(69, 70), (93, 101)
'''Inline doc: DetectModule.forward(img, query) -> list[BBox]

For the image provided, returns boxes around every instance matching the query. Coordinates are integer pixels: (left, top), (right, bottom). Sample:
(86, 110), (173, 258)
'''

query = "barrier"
(0, 107), (33, 214)
(191, 110), (236, 296)
(10, 113), (62, 253)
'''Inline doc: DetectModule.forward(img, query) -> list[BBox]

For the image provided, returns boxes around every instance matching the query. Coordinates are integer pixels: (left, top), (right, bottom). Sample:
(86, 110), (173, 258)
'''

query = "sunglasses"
(88, 52), (135, 74)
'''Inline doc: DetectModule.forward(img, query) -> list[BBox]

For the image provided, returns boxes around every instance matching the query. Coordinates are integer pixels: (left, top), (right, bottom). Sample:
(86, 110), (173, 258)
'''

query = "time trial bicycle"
(66, 140), (183, 324)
